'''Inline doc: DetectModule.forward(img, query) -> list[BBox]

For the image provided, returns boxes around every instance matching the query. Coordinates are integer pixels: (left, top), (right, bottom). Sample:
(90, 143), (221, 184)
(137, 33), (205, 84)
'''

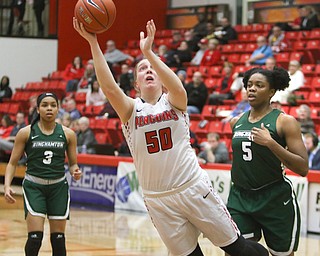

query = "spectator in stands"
(221, 88), (250, 123)
(166, 40), (193, 68)
(78, 60), (96, 90)
(0, 75), (13, 103)
(287, 5), (305, 31)
(271, 100), (284, 112)
(271, 60), (305, 104)
(76, 116), (97, 154)
(296, 104), (315, 135)
(190, 38), (208, 66)
(168, 31), (183, 50)
(63, 55), (85, 92)
(98, 99), (118, 118)
(33, 0), (45, 36)
(7, 0), (26, 36)
(86, 79), (107, 106)
(0, 112), (26, 162)
(304, 132), (320, 170)
(297, 5), (319, 31)
(156, 44), (169, 64)
(59, 98), (81, 121)
(118, 63), (134, 96)
(61, 112), (72, 128)
(200, 38), (221, 66)
(176, 70), (187, 86)
(197, 132), (230, 164)
(191, 13), (208, 41)
(104, 40), (135, 66)
(184, 71), (208, 115)
(0, 115), (14, 138)
(204, 22), (216, 41)
(28, 95), (38, 124)
(208, 62), (234, 105)
(245, 36), (273, 66)
(214, 17), (238, 45)
(183, 30), (199, 52)
(268, 24), (289, 54)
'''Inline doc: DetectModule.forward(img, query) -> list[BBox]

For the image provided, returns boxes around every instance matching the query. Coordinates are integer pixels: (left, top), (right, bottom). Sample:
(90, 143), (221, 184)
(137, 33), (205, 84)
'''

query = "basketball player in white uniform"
(73, 18), (268, 256)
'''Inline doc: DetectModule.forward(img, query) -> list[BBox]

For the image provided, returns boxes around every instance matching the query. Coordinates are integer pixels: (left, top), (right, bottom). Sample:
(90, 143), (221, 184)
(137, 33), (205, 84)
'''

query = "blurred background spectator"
(200, 38), (221, 66)
(245, 36), (273, 66)
(63, 55), (85, 92)
(304, 132), (320, 170)
(86, 79), (107, 106)
(190, 38), (208, 66)
(0, 75), (12, 103)
(214, 17), (238, 44)
(296, 104), (315, 135)
(76, 116), (97, 154)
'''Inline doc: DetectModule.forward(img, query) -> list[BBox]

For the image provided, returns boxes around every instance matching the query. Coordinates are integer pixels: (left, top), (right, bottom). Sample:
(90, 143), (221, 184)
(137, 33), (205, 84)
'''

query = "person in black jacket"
(214, 17), (238, 45)
(184, 71), (208, 115)
(0, 76), (13, 103)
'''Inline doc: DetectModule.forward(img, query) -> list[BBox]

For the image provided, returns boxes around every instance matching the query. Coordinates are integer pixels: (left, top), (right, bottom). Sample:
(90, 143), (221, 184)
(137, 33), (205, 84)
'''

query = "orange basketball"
(74, 0), (116, 34)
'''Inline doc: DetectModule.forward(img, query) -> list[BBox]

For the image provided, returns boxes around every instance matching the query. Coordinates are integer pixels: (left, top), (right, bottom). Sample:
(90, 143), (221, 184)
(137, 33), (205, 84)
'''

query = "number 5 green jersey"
(25, 122), (67, 180)
(231, 109), (286, 190)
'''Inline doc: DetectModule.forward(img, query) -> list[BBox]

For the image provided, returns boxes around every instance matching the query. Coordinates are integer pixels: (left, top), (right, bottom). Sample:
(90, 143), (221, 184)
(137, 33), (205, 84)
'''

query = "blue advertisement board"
(68, 165), (117, 210)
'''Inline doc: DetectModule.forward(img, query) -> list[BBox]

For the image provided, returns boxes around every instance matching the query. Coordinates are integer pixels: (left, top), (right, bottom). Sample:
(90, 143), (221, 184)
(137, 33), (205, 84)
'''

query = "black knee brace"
(50, 232), (66, 256)
(221, 235), (269, 256)
(25, 231), (43, 256)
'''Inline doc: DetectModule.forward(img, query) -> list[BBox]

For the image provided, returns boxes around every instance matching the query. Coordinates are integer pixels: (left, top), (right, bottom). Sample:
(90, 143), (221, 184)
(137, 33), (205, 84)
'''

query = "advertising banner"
(308, 183), (320, 233)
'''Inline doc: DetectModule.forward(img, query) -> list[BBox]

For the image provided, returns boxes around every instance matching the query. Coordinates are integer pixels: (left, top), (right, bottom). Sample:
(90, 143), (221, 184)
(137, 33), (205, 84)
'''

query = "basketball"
(74, 0), (116, 34)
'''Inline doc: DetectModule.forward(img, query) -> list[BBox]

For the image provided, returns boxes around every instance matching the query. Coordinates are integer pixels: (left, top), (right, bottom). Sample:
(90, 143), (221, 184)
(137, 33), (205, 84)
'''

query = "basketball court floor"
(0, 205), (319, 256)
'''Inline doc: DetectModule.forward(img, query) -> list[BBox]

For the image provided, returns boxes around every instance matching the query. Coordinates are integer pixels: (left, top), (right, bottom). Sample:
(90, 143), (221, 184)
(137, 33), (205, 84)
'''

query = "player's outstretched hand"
(140, 19), (156, 54)
(73, 17), (97, 43)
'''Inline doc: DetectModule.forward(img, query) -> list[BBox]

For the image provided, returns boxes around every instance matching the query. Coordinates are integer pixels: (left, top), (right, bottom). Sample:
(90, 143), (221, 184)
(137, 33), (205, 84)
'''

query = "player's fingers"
(140, 31), (145, 40)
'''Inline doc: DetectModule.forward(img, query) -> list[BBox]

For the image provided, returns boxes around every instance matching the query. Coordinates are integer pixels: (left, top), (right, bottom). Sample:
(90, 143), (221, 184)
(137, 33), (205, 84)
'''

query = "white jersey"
(122, 94), (201, 192)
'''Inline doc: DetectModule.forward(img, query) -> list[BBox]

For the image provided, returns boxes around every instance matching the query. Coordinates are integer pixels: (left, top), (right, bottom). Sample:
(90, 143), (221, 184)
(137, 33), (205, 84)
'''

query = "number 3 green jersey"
(25, 123), (67, 179)
(231, 109), (286, 190)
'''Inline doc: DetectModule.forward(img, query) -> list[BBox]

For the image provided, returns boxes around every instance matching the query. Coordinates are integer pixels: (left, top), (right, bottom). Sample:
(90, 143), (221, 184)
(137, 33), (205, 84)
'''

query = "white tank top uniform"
(122, 94), (239, 256)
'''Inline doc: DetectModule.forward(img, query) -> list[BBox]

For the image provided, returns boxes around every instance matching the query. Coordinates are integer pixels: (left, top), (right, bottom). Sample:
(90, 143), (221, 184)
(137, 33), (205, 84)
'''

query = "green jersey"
(231, 109), (286, 190)
(25, 122), (67, 179)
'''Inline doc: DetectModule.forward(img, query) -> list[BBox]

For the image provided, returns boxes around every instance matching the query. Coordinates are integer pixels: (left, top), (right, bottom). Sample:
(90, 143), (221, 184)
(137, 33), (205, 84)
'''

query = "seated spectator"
(0, 112), (26, 162)
(0, 75), (13, 103)
(271, 100), (284, 112)
(304, 132), (320, 170)
(214, 17), (238, 45)
(28, 95), (38, 124)
(200, 38), (221, 66)
(59, 98), (81, 121)
(298, 5), (319, 31)
(86, 79), (107, 106)
(204, 22), (216, 41)
(268, 24), (289, 54)
(76, 116), (97, 154)
(63, 55), (85, 92)
(245, 36), (273, 66)
(191, 13), (208, 41)
(118, 63), (134, 96)
(197, 132), (230, 164)
(287, 5), (305, 31)
(98, 100), (118, 118)
(208, 62), (234, 105)
(221, 88), (251, 123)
(183, 30), (199, 52)
(104, 40), (134, 66)
(271, 60), (305, 104)
(296, 104), (315, 134)
(61, 112), (72, 128)
(190, 38), (208, 66)
(176, 70), (187, 86)
(166, 40), (193, 68)
(168, 30), (183, 50)
(156, 44), (170, 64)
(78, 60), (96, 91)
(0, 115), (14, 138)
(184, 71), (208, 115)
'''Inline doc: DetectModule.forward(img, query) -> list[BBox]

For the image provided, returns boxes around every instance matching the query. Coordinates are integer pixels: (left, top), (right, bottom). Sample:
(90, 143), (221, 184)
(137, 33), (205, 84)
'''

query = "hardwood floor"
(0, 202), (319, 255)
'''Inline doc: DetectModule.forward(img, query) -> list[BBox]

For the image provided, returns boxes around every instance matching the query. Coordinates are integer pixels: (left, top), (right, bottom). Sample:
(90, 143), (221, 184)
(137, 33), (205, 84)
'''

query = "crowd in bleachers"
(1, 4), (320, 167)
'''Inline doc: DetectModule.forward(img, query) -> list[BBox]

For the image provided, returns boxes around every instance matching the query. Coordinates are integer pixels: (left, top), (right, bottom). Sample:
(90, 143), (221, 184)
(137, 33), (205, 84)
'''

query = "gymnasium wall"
(57, 0), (169, 70)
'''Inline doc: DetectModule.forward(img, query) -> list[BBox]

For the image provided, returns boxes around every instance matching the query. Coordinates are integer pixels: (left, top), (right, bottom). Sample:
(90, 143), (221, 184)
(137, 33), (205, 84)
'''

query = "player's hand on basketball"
(251, 123), (272, 146)
(4, 187), (16, 204)
(72, 168), (82, 181)
(73, 17), (97, 42)
(140, 19), (156, 54)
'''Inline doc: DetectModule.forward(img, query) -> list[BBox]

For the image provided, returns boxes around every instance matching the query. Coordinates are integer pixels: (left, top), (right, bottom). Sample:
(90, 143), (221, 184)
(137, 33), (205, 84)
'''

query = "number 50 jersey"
(122, 94), (201, 193)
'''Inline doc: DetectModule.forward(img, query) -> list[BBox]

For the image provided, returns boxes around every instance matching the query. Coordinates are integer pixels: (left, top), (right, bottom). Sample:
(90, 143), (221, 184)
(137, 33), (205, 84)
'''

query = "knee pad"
(25, 231), (43, 256)
(221, 235), (269, 256)
(50, 232), (66, 256)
